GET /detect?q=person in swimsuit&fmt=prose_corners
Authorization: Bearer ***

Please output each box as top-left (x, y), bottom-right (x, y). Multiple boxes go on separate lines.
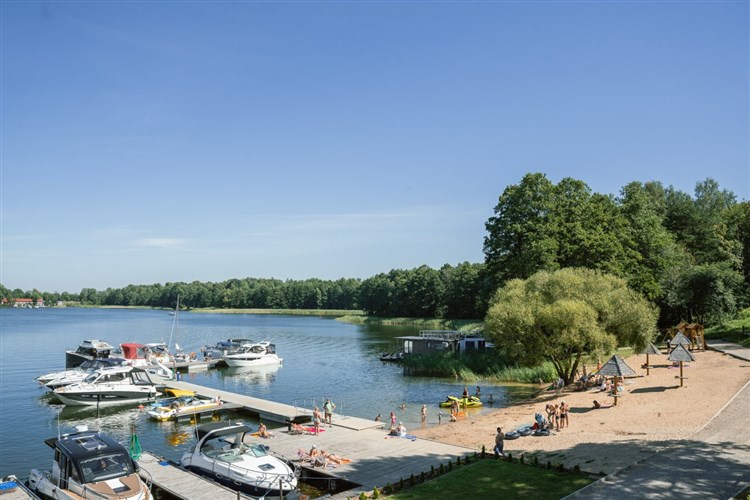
top-left (559, 402), bottom-right (569, 429)
top-left (420, 404), bottom-right (427, 423)
top-left (389, 411), bottom-right (397, 430)
top-left (312, 407), bottom-right (322, 435)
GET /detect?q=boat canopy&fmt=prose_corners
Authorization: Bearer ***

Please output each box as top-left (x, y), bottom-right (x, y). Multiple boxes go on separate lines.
top-left (120, 343), bottom-right (146, 360)
top-left (195, 422), bottom-right (253, 442)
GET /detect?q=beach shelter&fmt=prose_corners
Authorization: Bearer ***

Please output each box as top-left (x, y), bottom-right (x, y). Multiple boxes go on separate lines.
top-left (669, 331), bottom-right (692, 351)
top-left (668, 344), bottom-right (695, 387)
top-left (597, 354), bottom-right (637, 405)
top-left (641, 342), bottom-right (662, 376)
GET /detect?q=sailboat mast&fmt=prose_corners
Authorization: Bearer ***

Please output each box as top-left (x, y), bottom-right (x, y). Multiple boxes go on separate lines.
top-left (168, 295), bottom-right (179, 352)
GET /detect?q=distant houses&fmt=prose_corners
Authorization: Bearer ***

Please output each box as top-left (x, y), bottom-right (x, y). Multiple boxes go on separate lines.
top-left (1, 297), bottom-right (45, 308)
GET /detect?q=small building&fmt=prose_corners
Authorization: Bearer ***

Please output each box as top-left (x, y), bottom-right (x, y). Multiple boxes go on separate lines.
top-left (13, 298), bottom-right (34, 308)
top-left (396, 330), bottom-right (489, 356)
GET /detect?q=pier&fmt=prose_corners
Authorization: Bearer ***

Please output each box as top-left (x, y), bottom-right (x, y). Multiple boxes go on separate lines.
top-left (137, 452), bottom-right (241, 499)
top-left (146, 380), bottom-right (476, 499)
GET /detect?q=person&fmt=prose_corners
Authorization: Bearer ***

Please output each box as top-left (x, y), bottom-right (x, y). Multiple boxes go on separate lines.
top-left (592, 400), bottom-right (612, 409)
top-left (375, 413), bottom-right (382, 422)
top-left (99, 459), bottom-right (110, 471)
top-left (420, 404), bottom-right (427, 423)
top-left (257, 421), bottom-right (272, 438)
top-left (389, 411), bottom-right (397, 430)
top-left (559, 402), bottom-right (569, 429)
top-left (213, 394), bottom-right (222, 404)
top-left (475, 386), bottom-right (481, 398)
top-left (321, 450), bottom-right (351, 465)
top-left (545, 404), bottom-right (556, 428)
top-left (462, 386), bottom-right (469, 398)
top-left (390, 422), bottom-right (407, 436)
top-left (323, 398), bottom-right (336, 427)
top-left (493, 427), bottom-right (505, 458)
top-left (312, 407), bottom-right (322, 435)
top-left (487, 393), bottom-right (494, 404)
top-left (399, 402), bottom-right (406, 410)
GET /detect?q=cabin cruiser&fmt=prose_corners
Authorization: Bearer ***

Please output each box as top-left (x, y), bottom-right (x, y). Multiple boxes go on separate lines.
top-left (223, 341), bottom-right (282, 367)
top-left (65, 339), bottom-right (117, 368)
top-left (37, 358), bottom-right (127, 390)
top-left (180, 422), bottom-right (298, 498)
top-left (27, 425), bottom-right (151, 499)
top-left (53, 366), bottom-right (160, 406)
top-left (200, 338), bottom-right (255, 360)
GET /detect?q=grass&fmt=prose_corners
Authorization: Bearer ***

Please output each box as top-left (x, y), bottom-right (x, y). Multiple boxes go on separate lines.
top-left (337, 316), bottom-right (483, 330)
top-left (388, 459), bottom-right (594, 499)
top-left (705, 309), bottom-right (750, 348)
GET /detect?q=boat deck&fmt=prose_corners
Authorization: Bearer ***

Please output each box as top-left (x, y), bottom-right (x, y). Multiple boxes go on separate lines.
top-left (0, 478), bottom-right (37, 500)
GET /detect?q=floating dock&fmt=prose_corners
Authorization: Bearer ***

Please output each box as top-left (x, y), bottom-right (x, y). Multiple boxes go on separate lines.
top-left (144, 380), bottom-right (476, 499)
top-left (137, 452), bottom-right (241, 499)
top-left (0, 477), bottom-right (37, 500)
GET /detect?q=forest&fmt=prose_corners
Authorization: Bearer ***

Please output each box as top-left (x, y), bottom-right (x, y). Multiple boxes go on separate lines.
top-left (3, 174), bottom-right (748, 328)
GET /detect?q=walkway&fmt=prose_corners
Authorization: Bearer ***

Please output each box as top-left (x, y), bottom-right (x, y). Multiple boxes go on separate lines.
top-left (566, 341), bottom-right (750, 499)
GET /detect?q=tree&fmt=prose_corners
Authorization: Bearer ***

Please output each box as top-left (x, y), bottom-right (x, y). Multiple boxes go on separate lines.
top-left (485, 268), bottom-right (658, 384)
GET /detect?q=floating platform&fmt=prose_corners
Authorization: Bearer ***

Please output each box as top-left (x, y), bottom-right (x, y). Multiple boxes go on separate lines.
top-left (0, 477), bottom-right (37, 500)
top-left (137, 452), bottom-right (240, 499)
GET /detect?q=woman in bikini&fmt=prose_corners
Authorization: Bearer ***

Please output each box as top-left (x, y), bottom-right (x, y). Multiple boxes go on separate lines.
top-left (312, 407), bottom-right (322, 435)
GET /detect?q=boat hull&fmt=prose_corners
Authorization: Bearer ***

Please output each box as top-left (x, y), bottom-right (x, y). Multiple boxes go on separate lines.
top-left (55, 388), bottom-right (159, 406)
top-left (223, 355), bottom-right (282, 368)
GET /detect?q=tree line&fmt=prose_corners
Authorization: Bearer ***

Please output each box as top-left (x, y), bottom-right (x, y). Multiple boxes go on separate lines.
top-left (3, 174), bottom-right (748, 327)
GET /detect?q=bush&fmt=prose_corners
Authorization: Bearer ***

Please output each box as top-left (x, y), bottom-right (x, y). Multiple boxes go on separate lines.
top-left (372, 486), bottom-right (380, 498)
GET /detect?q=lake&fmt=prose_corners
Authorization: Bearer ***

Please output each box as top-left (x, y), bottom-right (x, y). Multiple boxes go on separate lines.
top-left (0, 307), bottom-right (536, 478)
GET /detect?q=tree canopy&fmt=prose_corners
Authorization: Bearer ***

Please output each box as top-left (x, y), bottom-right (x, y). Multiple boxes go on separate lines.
top-left (484, 268), bottom-right (658, 384)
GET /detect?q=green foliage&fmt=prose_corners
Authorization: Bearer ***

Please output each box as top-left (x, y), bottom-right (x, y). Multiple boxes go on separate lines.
top-left (372, 486), bottom-right (380, 498)
top-left (663, 262), bottom-right (745, 325)
top-left (359, 492), bottom-right (367, 500)
top-left (485, 268), bottom-right (658, 383)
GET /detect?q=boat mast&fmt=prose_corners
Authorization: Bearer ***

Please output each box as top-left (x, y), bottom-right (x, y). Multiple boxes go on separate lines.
top-left (168, 295), bottom-right (179, 352)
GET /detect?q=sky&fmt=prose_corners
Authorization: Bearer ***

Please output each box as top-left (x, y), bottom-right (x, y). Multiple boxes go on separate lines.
top-left (1, 1), bottom-right (748, 293)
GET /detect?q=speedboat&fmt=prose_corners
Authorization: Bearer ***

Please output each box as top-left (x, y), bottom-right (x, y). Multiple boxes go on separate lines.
top-left (65, 339), bottom-right (117, 368)
top-left (37, 358), bottom-right (127, 390)
top-left (146, 394), bottom-right (222, 421)
top-left (439, 395), bottom-right (483, 408)
top-left (223, 341), bottom-right (283, 367)
top-left (27, 425), bottom-right (151, 499)
top-left (53, 366), bottom-right (161, 406)
top-left (180, 422), bottom-right (298, 498)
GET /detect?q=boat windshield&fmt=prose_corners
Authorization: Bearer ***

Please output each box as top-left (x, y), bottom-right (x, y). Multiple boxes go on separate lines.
top-left (79, 452), bottom-right (133, 483)
top-left (82, 372), bottom-right (101, 383)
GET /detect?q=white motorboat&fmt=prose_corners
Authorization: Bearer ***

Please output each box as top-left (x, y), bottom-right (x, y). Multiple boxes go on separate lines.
top-left (180, 422), bottom-right (298, 498)
top-left (27, 425), bottom-right (151, 500)
top-left (53, 366), bottom-right (160, 406)
top-left (223, 341), bottom-right (283, 367)
top-left (37, 358), bottom-right (127, 390)
top-left (146, 394), bottom-right (222, 421)
top-left (201, 338), bottom-right (256, 360)
top-left (65, 339), bottom-right (117, 368)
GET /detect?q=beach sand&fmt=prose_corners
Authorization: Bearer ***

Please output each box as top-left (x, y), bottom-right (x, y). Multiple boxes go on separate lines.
top-left (410, 350), bottom-right (750, 474)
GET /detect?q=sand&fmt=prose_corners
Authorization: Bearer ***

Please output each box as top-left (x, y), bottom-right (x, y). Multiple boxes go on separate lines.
top-left (410, 350), bottom-right (750, 474)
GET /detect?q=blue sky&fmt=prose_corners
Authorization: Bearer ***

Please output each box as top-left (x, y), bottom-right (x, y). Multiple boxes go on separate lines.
top-left (2, 1), bottom-right (748, 293)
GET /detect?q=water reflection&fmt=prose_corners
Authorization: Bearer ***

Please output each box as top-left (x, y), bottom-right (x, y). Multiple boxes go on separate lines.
top-left (222, 364), bottom-right (280, 385)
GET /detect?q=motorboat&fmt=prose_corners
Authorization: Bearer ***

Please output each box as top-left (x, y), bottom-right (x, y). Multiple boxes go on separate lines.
top-left (37, 358), bottom-right (127, 390)
top-left (146, 394), bottom-right (222, 421)
top-left (65, 339), bottom-right (117, 368)
top-left (53, 366), bottom-right (161, 406)
top-left (223, 341), bottom-right (282, 367)
top-left (180, 422), bottom-right (298, 498)
top-left (27, 425), bottom-right (151, 499)
top-left (201, 338), bottom-right (255, 360)
top-left (439, 395), bottom-right (483, 408)
top-left (120, 342), bottom-right (174, 367)
top-left (379, 352), bottom-right (404, 362)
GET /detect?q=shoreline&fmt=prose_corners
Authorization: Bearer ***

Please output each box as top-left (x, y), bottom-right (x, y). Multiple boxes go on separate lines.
top-left (411, 349), bottom-right (750, 475)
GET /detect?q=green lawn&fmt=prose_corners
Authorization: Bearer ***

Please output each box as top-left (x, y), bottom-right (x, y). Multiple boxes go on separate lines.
top-left (388, 459), bottom-right (594, 499)
top-left (706, 312), bottom-right (750, 348)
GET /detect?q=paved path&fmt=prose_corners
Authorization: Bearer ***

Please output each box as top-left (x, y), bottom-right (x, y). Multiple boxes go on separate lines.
top-left (566, 341), bottom-right (750, 499)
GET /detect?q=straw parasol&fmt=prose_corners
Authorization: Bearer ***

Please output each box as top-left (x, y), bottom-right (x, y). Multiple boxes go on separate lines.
top-left (597, 354), bottom-right (637, 405)
top-left (669, 331), bottom-right (692, 350)
top-left (641, 342), bottom-right (662, 376)
top-left (668, 343), bottom-right (695, 387)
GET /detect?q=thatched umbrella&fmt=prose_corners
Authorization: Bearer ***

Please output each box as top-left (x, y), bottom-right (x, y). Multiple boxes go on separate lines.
top-left (668, 343), bottom-right (695, 387)
top-left (598, 354), bottom-right (637, 405)
top-left (641, 342), bottom-right (662, 376)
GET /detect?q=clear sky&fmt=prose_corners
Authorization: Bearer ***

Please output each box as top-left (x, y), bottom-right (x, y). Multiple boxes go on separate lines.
top-left (2, 1), bottom-right (748, 293)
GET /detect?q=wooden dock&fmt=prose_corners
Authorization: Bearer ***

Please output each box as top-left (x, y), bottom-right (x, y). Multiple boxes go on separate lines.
top-left (136, 452), bottom-right (243, 499)
top-left (144, 379), bottom-right (476, 499)
top-left (0, 478), bottom-right (37, 500)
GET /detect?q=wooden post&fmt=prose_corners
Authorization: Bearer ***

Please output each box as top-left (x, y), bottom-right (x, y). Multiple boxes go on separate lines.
top-left (680, 361), bottom-right (684, 387)
top-left (613, 377), bottom-right (619, 406)
top-left (646, 353), bottom-right (650, 376)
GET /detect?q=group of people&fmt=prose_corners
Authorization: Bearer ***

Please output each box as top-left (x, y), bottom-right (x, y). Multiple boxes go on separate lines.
top-left (544, 402), bottom-right (570, 431)
top-left (311, 398), bottom-right (336, 435)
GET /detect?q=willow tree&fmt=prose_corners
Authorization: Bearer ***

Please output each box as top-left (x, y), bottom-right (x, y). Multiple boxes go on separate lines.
top-left (485, 268), bottom-right (657, 384)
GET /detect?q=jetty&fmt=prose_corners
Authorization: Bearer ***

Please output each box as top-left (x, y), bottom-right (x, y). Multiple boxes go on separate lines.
top-left (137, 452), bottom-right (240, 499)
top-left (0, 477), bottom-right (36, 500)
top-left (146, 380), bottom-right (476, 499)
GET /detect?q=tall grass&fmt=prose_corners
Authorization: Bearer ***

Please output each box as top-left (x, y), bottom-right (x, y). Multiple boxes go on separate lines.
top-left (337, 316), bottom-right (483, 330)
top-left (403, 351), bottom-right (556, 384)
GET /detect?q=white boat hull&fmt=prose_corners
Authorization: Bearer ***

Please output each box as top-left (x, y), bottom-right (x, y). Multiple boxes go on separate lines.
top-left (54, 386), bottom-right (160, 406)
top-left (223, 354), bottom-right (282, 367)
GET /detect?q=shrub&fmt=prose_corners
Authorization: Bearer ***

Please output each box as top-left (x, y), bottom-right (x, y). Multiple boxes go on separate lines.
top-left (372, 486), bottom-right (380, 498)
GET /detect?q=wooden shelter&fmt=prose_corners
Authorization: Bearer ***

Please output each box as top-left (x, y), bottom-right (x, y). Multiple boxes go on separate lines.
top-left (667, 321), bottom-right (706, 350)
top-left (598, 354), bottom-right (637, 405)
top-left (668, 344), bottom-right (695, 387)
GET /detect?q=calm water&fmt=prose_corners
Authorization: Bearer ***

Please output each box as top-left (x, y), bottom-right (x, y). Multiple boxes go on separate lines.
top-left (0, 308), bottom-right (536, 478)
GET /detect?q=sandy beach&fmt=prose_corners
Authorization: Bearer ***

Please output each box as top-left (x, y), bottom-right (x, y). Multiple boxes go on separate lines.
top-left (411, 349), bottom-right (750, 474)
